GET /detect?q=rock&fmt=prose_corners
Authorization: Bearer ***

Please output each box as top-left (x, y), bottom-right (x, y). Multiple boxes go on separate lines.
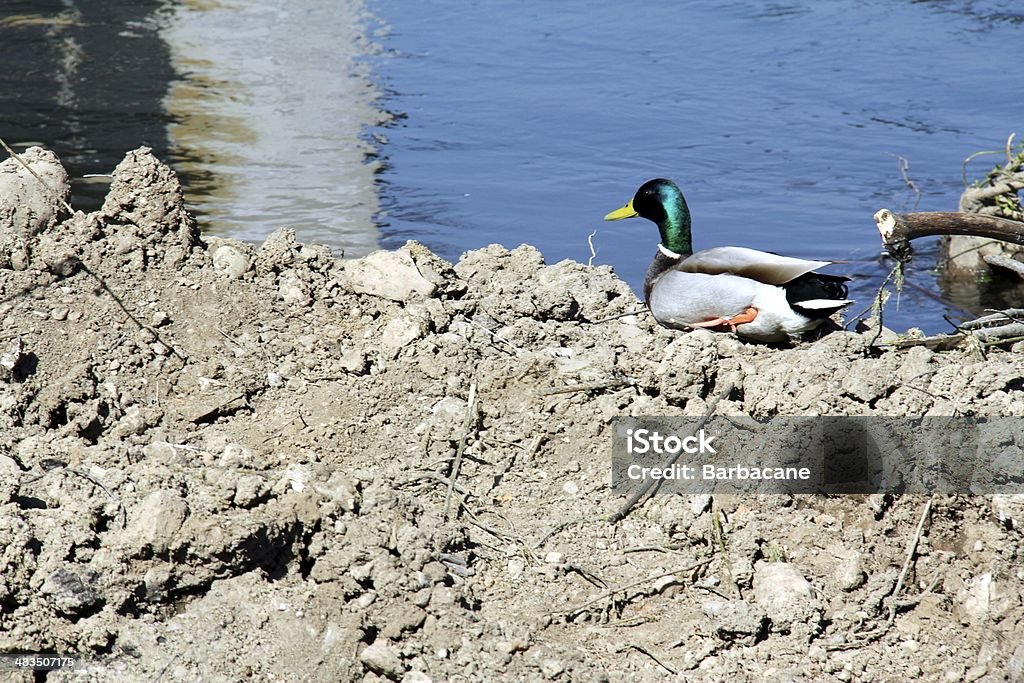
top-left (833, 550), bottom-right (866, 592)
top-left (0, 337), bottom-right (25, 382)
top-left (313, 472), bottom-right (360, 513)
top-left (360, 642), bottom-right (405, 680)
top-left (41, 566), bottom-right (103, 616)
top-left (212, 243), bottom-right (252, 279)
top-left (0, 146), bottom-right (70, 270)
top-left (702, 598), bottom-right (768, 643)
top-left (143, 563), bottom-right (173, 599)
top-left (960, 572), bottom-right (1014, 621)
top-left (122, 490), bottom-right (189, 555)
top-left (0, 455), bottom-right (19, 503)
top-left (656, 331), bottom-right (718, 404)
top-left (337, 348), bottom-right (368, 374)
top-left (945, 235), bottom-right (1024, 274)
top-left (753, 561), bottom-right (819, 636)
top-left (539, 658), bottom-right (565, 679)
top-left (689, 493), bottom-right (713, 515)
top-left (379, 309), bottom-right (430, 358)
top-left (233, 475), bottom-right (268, 508)
top-left (842, 358), bottom-right (893, 402)
top-left (342, 248), bottom-right (437, 302)
top-left (991, 494), bottom-right (1024, 529)
top-left (379, 604), bottom-right (427, 639)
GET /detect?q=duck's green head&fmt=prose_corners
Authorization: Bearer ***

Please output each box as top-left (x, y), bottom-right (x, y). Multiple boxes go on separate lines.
top-left (604, 178), bottom-right (693, 255)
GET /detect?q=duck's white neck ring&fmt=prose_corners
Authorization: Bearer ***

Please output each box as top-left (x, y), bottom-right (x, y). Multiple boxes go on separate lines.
top-left (658, 243), bottom-right (682, 260)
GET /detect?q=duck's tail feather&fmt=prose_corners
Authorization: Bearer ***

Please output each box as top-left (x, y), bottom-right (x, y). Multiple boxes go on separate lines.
top-left (784, 273), bottom-right (852, 318)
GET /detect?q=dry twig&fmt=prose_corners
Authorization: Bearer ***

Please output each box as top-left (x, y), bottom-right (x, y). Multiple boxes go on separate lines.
top-left (552, 557), bottom-right (713, 618)
top-left (444, 382), bottom-right (477, 521)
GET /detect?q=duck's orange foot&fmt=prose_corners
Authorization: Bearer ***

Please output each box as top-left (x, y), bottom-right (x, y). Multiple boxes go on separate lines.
top-left (691, 306), bottom-right (759, 333)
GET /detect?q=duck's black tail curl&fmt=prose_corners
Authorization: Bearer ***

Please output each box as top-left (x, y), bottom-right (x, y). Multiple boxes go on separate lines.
top-left (784, 273), bottom-right (851, 318)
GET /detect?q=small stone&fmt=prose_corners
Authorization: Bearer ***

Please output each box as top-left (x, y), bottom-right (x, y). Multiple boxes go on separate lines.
top-left (50, 306), bottom-right (69, 321)
top-left (960, 572), bottom-right (1012, 620)
top-left (0, 338), bottom-right (24, 381)
top-left (689, 493), bottom-right (713, 515)
top-left (122, 490), bottom-right (189, 554)
top-left (0, 455), bottom-right (20, 502)
top-left (342, 249), bottom-right (437, 302)
top-left (360, 642), bottom-right (404, 680)
top-left (544, 551), bottom-right (563, 565)
top-left (41, 566), bottom-right (103, 616)
top-left (313, 472), bottom-right (360, 513)
top-left (143, 564), bottom-right (172, 598)
top-left (753, 561), bottom-right (819, 632)
top-left (562, 480), bottom-right (579, 495)
top-left (152, 342), bottom-right (170, 356)
top-left (152, 310), bottom-right (170, 327)
top-left (380, 605), bottom-right (427, 640)
top-left (834, 552), bottom-right (866, 592)
top-left (701, 598), bottom-right (768, 642)
top-left (540, 658), bottom-right (565, 679)
top-left (267, 371), bottom-right (283, 387)
top-left (212, 244), bottom-right (251, 279)
top-left (991, 493), bottom-right (1024, 528)
top-left (220, 442), bottom-right (254, 468)
top-left (380, 311), bottom-right (428, 358)
top-left (338, 348), bottom-right (368, 374)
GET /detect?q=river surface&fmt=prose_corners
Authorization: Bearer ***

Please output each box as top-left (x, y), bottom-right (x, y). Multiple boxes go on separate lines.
top-left (2, 0), bottom-right (1023, 333)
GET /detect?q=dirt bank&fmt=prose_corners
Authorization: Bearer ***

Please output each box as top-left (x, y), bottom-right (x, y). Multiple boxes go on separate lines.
top-left (1, 148), bottom-right (1023, 682)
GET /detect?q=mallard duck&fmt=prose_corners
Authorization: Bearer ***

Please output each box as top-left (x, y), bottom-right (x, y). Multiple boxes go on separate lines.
top-left (605, 178), bottom-right (851, 342)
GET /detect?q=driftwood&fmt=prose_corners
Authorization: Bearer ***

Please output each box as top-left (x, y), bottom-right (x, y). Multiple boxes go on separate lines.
top-left (873, 308), bottom-right (1024, 350)
top-left (983, 254), bottom-right (1024, 279)
top-left (874, 209), bottom-right (1024, 261)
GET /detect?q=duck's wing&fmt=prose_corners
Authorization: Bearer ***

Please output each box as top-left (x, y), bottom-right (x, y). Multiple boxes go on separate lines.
top-left (677, 246), bottom-right (832, 285)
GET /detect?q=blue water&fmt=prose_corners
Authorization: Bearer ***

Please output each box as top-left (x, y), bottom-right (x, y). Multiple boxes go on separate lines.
top-left (370, 0), bottom-right (1024, 334)
top-left (3, 0), bottom-right (1022, 334)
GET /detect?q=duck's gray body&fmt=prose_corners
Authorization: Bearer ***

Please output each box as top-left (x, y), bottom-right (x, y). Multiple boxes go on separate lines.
top-left (645, 246), bottom-right (851, 342)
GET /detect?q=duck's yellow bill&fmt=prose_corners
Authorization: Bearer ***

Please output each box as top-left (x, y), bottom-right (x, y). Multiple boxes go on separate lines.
top-left (604, 200), bottom-right (637, 221)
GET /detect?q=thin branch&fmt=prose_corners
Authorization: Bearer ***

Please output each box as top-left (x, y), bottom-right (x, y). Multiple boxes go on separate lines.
top-left (888, 499), bottom-right (933, 624)
top-left (896, 155), bottom-right (921, 210)
top-left (444, 382), bottom-right (477, 521)
top-left (551, 557), bottom-right (713, 617)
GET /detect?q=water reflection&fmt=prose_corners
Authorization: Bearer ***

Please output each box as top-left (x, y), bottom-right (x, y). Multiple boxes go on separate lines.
top-left (161, 0), bottom-right (385, 257)
top-left (0, 0), bottom-right (174, 209)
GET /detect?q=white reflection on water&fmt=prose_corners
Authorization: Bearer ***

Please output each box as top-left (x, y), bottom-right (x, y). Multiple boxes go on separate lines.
top-left (161, 0), bottom-right (387, 258)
